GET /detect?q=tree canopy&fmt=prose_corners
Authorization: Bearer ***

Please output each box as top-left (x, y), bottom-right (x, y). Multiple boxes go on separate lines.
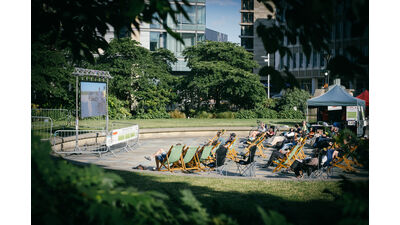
top-left (95, 38), bottom-right (176, 118)
top-left (182, 41), bottom-right (267, 111)
top-left (32, 0), bottom-right (191, 63)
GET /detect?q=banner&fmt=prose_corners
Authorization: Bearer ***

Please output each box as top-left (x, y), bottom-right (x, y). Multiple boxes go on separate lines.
top-left (106, 125), bottom-right (139, 147)
top-left (328, 106), bottom-right (342, 111)
top-left (81, 82), bottom-right (107, 118)
top-left (346, 106), bottom-right (358, 121)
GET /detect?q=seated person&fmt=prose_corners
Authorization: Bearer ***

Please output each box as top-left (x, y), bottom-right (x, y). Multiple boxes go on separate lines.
top-left (308, 127), bottom-right (315, 138)
top-left (248, 122), bottom-right (266, 141)
top-left (207, 133), bottom-right (236, 168)
top-left (265, 128), bottom-right (275, 138)
top-left (208, 131), bottom-right (225, 146)
top-left (262, 136), bottom-right (298, 168)
top-left (295, 124), bottom-right (302, 134)
top-left (301, 120), bottom-right (309, 134)
top-left (144, 143), bottom-right (183, 169)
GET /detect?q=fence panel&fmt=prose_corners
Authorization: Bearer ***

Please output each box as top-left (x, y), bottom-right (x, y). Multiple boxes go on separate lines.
top-left (31, 116), bottom-right (53, 140)
top-left (32, 109), bottom-right (72, 129)
top-left (52, 130), bottom-right (108, 156)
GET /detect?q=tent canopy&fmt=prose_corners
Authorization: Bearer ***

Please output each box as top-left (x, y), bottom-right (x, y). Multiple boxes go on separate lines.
top-left (356, 90), bottom-right (369, 107)
top-left (307, 85), bottom-right (366, 107)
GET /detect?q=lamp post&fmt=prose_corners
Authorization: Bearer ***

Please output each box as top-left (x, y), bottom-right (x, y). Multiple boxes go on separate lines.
top-left (261, 54), bottom-right (270, 98)
top-left (322, 53), bottom-right (331, 86)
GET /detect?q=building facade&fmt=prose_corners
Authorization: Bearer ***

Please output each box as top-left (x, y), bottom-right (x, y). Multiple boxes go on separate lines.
top-left (116, 0), bottom-right (207, 73)
top-left (205, 28), bottom-right (228, 42)
top-left (240, 0), bottom-right (368, 95)
top-left (240, 0), bottom-right (276, 80)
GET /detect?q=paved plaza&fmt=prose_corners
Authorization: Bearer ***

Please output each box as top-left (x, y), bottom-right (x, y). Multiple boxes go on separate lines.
top-left (61, 130), bottom-right (369, 181)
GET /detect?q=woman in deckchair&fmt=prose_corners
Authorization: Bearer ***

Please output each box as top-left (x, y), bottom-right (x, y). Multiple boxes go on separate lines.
top-left (248, 122), bottom-right (266, 141)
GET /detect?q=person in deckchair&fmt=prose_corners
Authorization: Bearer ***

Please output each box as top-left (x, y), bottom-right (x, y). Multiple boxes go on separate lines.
top-left (262, 136), bottom-right (299, 169)
top-left (209, 131), bottom-right (225, 146)
top-left (144, 143), bottom-right (183, 169)
top-left (265, 128), bottom-right (275, 138)
top-left (207, 133), bottom-right (236, 168)
top-left (248, 122), bottom-right (266, 141)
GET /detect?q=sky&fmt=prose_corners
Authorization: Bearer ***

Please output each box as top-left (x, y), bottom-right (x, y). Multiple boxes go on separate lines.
top-left (206, 0), bottom-right (241, 44)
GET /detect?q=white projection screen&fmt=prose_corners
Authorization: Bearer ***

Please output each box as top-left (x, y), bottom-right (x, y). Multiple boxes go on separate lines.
top-left (80, 82), bottom-right (107, 118)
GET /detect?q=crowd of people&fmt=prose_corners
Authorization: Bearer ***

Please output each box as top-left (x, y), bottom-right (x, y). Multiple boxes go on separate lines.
top-left (140, 120), bottom-right (362, 178)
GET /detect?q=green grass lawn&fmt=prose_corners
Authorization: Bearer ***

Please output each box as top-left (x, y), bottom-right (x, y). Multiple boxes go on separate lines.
top-left (111, 170), bottom-right (342, 225)
top-left (68, 118), bottom-right (303, 129)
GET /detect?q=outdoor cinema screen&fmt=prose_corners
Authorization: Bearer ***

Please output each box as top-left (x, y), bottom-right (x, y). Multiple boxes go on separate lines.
top-left (80, 82), bottom-right (107, 118)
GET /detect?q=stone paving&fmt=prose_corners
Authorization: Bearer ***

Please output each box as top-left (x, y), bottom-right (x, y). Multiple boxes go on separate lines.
top-left (62, 132), bottom-right (369, 181)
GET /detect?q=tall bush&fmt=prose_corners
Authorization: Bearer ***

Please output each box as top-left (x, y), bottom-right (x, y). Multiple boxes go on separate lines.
top-left (278, 88), bottom-right (310, 113)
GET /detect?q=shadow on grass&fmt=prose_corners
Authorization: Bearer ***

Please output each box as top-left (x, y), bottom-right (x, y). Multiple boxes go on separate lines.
top-left (110, 169), bottom-right (342, 225)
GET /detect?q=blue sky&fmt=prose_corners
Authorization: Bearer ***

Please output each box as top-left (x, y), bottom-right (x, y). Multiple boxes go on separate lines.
top-left (206, 0), bottom-right (241, 44)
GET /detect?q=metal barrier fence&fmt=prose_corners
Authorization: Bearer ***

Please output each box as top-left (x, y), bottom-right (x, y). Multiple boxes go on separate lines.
top-left (109, 122), bottom-right (140, 153)
top-left (32, 116), bottom-right (53, 140)
top-left (51, 130), bottom-right (108, 156)
top-left (32, 108), bottom-right (72, 128)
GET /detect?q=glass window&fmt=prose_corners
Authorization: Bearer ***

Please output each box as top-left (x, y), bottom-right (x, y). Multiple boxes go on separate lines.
top-left (150, 14), bottom-right (160, 29)
top-left (286, 55), bottom-right (290, 68)
top-left (299, 52), bottom-right (303, 68)
top-left (293, 53), bottom-right (297, 68)
top-left (197, 33), bottom-right (205, 43)
top-left (182, 5), bottom-right (196, 24)
top-left (320, 53), bottom-right (325, 67)
top-left (313, 52), bottom-right (318, 68)
top-left (306, 54), bottom-right (311, 68)
top-left (242, 0), bottom-right (254, 10)
top-left (241, 38), bottom-right (253, 49)
top-left (150, 32), bottom-right (166, 51)
top-left (242, 12), bottom-right (254, 23)
top-left (279, 56), bottom-right (283, 70)
top-left (241, 25), bottom-right (253, 36)
top-left (197, 5), bottom-right (206, 25)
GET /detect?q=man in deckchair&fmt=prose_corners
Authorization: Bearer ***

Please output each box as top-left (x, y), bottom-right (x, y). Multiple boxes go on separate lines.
top-left (144, 143), bottom-right (183, 169)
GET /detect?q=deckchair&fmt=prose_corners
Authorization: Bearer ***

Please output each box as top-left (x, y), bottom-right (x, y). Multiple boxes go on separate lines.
top-left (195, 145), bottom-right (214, 171)
top-left (157, 145), bottom-right (185, 172)
top-left (182, 146), bottom-right (201, 171)
top-left (243, 133), bottom-right (267, 158)
top-left (206, 129), bottom-right (226, 146)
top-left (235, 145), bottom-right (257, 177)
top-left (272, 139), bottom-right (307, 173)
top-left (225, 138), bottom-right (239, 160)
top-left (331, 145), bottom-right (362, 172)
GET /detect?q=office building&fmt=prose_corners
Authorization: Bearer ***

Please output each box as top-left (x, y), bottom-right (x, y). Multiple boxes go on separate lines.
top-left (240, 0), bottom-right (276, 80)
top-left (240, 0), bottom-right (368, 95)
top-left (132, 0), bottom-right (206, 73)
top-left (205, 28), bottom-right (228, 42)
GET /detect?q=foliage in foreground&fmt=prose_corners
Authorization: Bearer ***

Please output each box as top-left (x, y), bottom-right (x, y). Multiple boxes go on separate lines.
top-left (32, 135), bottom-right (292, 225)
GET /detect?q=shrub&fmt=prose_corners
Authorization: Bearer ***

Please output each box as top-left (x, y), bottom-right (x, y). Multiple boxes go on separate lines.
top-left (215, 111), bottom-right (235, 119)
top-left (235, 109), bottom-right (257, 119)
top-left (278, 88), bottom-right (310, 113)
top-left (108, 95), bottom-right (132, 119)
top-left (169, 109), bottom-right (186, 118)
top-left (135, 109), bottom-right (170, 119)
top-left (277, 109), bottom-right (305, 119)
top-left (195, 111), bottom-right (215, 119)
top-left (255, 107), bottom-right (278, 119)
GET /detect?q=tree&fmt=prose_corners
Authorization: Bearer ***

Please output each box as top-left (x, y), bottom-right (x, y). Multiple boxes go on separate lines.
top-left (31, 43), bottom-right (74, 108)
top-left (182, 41), bottom-right (266, 111)
top-left (32, 0), bottom-right (191, 63)
top-left (277, 87), bottom-right (310, 113)
top-left (95, 38), bottom-right (176, 117)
